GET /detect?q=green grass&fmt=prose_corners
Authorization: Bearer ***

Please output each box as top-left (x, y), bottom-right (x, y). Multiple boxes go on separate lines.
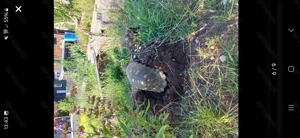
top-left (101, 47), bottom-right (132, 106)
top-left (173, 0), bottom-right (239, 137)
top-left (176, 97), bottom-right (238, 138)
top-left (60, 0), bottom-right (239, 137)
top-left (74, 29), bottom-right (89, 52)
top-left (63, 46), bottom-right (130, 106)
top-left (71, 0), bottom-right (94, 26)
top-left (113, 0), bottom-right (237, 137)
top-left (113, 0), bottom-right (202, 45)
top-left (176, 35), bottom-right (239, 137)
top-left (57, 96), bottom-right (77, 113)
top-left (66, 46), bottom-right (131, 138)
top-left (72, 0), bottom-right (94, 52)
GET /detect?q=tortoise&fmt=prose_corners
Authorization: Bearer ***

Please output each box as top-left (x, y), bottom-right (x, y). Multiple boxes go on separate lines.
top-left (126, 62), bottom-right (167, 92)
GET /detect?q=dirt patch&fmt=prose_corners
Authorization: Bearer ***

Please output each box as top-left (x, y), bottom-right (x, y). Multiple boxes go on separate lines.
top-left (126, 40), bottom-right (190, 126)
top-left (96, 53), bottom-right (108, 73)
top-left (129, 40), bottom-right (189, 107)
top-left (124, 11), bottom-right (238, 126)
top-left (70, 85), bottom-right (78, 96)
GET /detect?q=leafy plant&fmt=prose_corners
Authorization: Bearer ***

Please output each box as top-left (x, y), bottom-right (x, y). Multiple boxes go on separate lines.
top-left (66, 43), bottom-right (86, 60)
top-left (57, 96), bottom-right (76, 113)
top-left (118, 0), bottom-right (199, 44)
top-left (118, 100), bottom-right (175, 138)
top-left (106, 46), bottom-right (129, 67)
top-left (62, 56), bottom-right (96, 91)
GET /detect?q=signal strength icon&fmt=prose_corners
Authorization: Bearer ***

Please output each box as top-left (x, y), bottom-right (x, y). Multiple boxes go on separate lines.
top-left (4, 8), bottom-right (8, 11)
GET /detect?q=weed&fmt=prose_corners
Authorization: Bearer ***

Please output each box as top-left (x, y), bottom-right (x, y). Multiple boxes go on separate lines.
top-left (176, 96), bottom-right (238, 138)
top-left (57, 96), bottom-right (76, 113)
top-left (178, 23), bottom-right (238, 138)
top-left (117, 100), bottom-right (176, 138)
top-left (174, 0), bottom-right (239, 136)
top-left (115, 0), bottom-right (201, 44)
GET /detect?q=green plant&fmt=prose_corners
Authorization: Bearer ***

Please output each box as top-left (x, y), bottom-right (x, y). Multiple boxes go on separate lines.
top-left (54, 60), bottom-right (61, 66)
top-left (54, 1), bottom-right (79, 23)
top-left (103, 63), bottom-right (124, 82)
top-left (65, 43), bottom-right (86, 60)
top-left (57, 96), bottom-right (76, 112)
top-left (176, 96), bottom-right (238, 138)
top-left (63, 57), bottom-right (96, 85)
top-left (117, 0), bottom-right (200, 44)
top-left (100, 47), bottom-right (132, 105)
top-left (106, 46), bottom-right (130, 67)
top-left (76, 95), bottom-right (121, 138)
top-left (75, 29), bottom-right (90, 48)
top-left (55, 0), bottom-right (95, 52)
top-left (58, 0), bottom-right (239, 137)
top-left (117, 100), bottom-right (175, 138)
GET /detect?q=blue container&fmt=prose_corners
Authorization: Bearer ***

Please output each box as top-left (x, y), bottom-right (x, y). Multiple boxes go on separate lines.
top-left (64, 32), bottom-right (79, 43)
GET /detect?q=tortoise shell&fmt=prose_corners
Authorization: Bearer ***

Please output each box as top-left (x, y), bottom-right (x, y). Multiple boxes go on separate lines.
top-left (126, 63), bottom-right (167, 92)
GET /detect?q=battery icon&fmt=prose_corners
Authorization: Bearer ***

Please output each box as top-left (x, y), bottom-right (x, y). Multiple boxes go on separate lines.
top-left (3, 29), bottom-right (8, 34)
top-left (4, 111), bottom-right (9, 115)
top-left (4, 8), bottom-right (8, 11)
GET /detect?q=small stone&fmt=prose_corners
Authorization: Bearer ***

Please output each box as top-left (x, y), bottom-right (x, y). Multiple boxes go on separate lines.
top-left (133, 55), bottom-right (136, 59)
top-left (200, 27), bottom-right (205, 31)
top-left (220, 55), bottom-right (227, 62)
top-left (210, 56), bottom-right (215, 60)
top-left (139, 46), bottom-right (141, 49)
top-left (210, 46), bottom-right (214, 50)
top-left (235, 16), bottom-right (238, 20)
top-left (199, 24), bottom-right (207, 31)
top-left (134, 49), bottom-right (137, 52)
top-left (221, 34), bottom-right (224, 37)
top-left (195, 39), bottom-right (199, 43)
top-left (184, 90), bottom-right (189, 95)
top-left (172, 59), bottom-right (175, 61)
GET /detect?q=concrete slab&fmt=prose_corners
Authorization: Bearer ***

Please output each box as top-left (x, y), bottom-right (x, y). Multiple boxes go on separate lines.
top-left (86, 0), bottom-right (114, 64)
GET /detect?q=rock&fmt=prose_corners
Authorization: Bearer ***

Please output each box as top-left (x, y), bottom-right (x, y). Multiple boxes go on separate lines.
top-left (220, 55), bottom-right (227, 62)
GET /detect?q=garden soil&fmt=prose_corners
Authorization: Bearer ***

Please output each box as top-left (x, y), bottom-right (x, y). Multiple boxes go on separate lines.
top-left (123, 12), bottom-right (238, 126)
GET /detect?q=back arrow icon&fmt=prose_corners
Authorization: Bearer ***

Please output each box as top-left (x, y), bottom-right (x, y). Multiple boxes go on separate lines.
top-left (288, 28), bottom-right (294, 32)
